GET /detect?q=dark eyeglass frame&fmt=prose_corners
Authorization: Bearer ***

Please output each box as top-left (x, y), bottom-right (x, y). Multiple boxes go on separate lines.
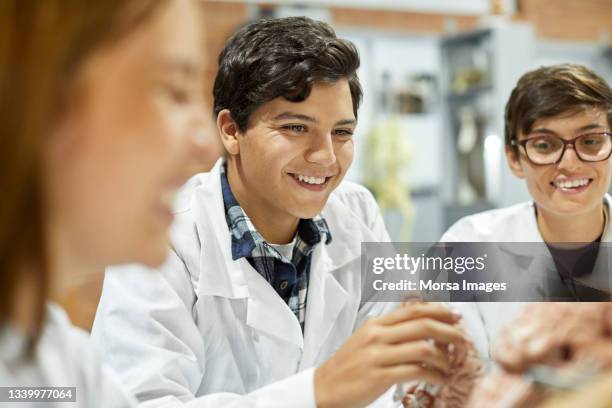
top-left (510, 131), bottom-right (612, 165)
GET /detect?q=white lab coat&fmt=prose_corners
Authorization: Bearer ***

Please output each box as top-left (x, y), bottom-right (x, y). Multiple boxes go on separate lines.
top-left (440, 195), bottom-right (612, 359)
top-left (91, 160), bottom-right (393, 407)
top-left (0, 304), bottom-right (136, 408)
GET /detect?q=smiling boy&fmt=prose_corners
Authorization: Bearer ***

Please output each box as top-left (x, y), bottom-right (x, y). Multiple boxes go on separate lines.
top-left (92, 17), bottom-right (465, 408)
top-left (442, 64), bottom-right (612, 356)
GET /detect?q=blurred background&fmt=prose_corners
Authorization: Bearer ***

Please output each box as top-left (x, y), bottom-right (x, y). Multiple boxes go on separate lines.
top-left (63, 0), bottom-right (612, 330)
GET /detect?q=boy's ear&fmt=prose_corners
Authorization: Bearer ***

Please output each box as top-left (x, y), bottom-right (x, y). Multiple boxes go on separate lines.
top-left (217, 109), bottom-right (240, 156)
top-left (505, 144), bottom-right (525, 179)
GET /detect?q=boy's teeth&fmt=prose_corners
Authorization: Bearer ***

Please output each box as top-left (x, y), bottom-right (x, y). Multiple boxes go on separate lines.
top-left (295, 174), bottom-right (326, 185)
top-left (555, 178), bottom-right (589, 189)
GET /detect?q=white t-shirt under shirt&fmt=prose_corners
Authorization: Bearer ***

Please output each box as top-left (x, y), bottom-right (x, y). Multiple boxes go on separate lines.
top-left (0, 304), bottom-right (135, 408)
top-left (268, 236), bottom-right (297, 262)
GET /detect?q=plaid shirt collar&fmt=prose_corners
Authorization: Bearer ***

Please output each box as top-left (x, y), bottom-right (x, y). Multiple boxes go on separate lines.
top-left (220, 162), bottom-right (332, 263)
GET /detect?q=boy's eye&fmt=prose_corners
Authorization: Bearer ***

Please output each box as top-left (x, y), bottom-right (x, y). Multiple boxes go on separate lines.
top-left (334, 129), bottom-right (354, 137)
top-left (528, 136), bottom-right (560, 152)
top-left (582, 137), bottom-right (602, 146)
top-left (282, 124), bottom-right (307, 133)
top-left (534, 141), bottom-right (551, 150)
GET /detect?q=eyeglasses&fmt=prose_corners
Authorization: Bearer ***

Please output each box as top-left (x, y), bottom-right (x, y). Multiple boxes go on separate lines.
top-left (510, 132), bottom-right (612, 165)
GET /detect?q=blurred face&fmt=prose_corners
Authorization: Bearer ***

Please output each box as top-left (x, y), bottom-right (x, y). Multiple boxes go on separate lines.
top-left (226, 79), bottom-right (356, 226)
top-left (45, 0), bottom-right (207, 268)
top-left (506, 107), bottom-right (612, 218)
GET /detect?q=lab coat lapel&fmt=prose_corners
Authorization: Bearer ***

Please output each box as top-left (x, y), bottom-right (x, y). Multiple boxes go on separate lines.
top-left (300, 241), bottom-right (350, 368)
top-left (526, 254), bottom-right (564, 300)
top-left (572, 198), bottom-right (612, 298)
top-left (498, 240), bottom-right (571, 301)
top-left (574, 250), bottom-right (612, 299)
top-left (242, 258), bottom-right (304, 349)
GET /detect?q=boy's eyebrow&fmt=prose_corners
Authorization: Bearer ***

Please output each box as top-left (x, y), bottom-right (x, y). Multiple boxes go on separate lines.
top-left (530, 123), bottom-right (605, 135)
top-left (273, 112), bottom-right (317, 123)
top-left (273, 112), bottom-right (357, 126)
top-left (336, 119), bottom-right (357, 126)
top-left (577, 123), bottom-right (606, 132)
top-left (529, 128), bottom-right (557, 135)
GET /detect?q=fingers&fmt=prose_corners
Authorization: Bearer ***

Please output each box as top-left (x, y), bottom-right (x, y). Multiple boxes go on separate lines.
top-left (378, 302), bottom-right (461, 326)
top-left (577, 339), bottom-right (612, 364)
top-left (383, 317), bottom-right (466, 346)
top-left (377, 340), bottom-right (451, 374)
top-left (493, 329), bottom-right (557, 372)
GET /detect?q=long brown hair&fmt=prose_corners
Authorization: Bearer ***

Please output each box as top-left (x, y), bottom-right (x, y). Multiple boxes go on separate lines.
top-left (0, 0), bottom-right (164, 340)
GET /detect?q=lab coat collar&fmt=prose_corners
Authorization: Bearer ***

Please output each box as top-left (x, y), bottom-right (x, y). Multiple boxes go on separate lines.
top-left (319, 198), bottom-right (364, 271)
top-left (190, 158), bottom-right (352, 349)
top-left (192, 159), bottom-right (248, 300)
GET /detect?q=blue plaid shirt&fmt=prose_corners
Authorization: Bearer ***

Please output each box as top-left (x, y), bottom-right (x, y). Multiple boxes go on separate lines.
top-left (220, 163), bottom-right (332, 331)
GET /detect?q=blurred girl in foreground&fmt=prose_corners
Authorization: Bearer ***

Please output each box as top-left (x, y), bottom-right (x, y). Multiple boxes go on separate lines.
top-left (0, 1), bottom-right (207, 406)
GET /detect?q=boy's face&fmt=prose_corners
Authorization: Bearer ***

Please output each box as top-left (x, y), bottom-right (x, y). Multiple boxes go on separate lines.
top-left (228, 79), bottom-right (356, 222)
top-left (506, 107), bottom-right (611, 217)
